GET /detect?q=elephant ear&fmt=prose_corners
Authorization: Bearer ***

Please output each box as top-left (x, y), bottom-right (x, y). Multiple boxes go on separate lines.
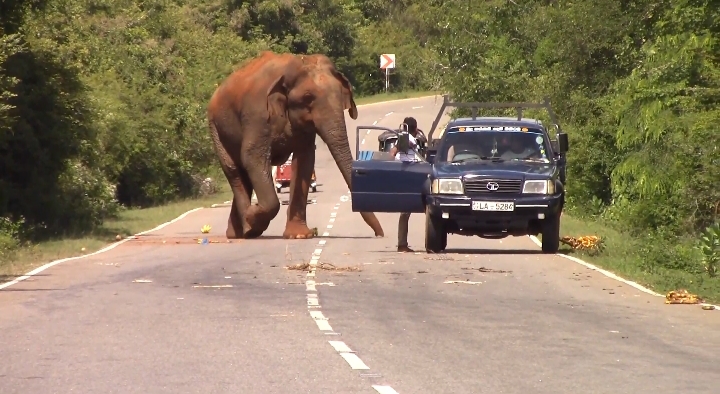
top-left (332, 70), bottom-right (358, 120)
top-left (266, 75), bottom-right (288, 122)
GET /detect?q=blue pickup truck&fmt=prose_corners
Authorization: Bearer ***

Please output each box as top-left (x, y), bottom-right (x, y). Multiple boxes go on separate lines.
top-left (351, 95), bottom-right (569, 253)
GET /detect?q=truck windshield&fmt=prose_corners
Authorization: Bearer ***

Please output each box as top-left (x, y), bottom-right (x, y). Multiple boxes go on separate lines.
top-left (436, 127), bottom-right (552, 163)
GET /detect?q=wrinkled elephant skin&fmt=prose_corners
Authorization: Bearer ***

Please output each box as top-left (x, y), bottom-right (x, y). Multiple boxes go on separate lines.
top-left (207, 51), bottom-right (384, 240)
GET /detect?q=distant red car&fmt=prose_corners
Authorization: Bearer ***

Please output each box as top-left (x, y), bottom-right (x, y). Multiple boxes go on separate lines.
top-left (274, 154), bottom-right (317, 193)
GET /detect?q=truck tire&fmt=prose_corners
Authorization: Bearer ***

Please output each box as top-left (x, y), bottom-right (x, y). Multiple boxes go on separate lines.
top-left (541, 211), bottom-right (561, 253)
top-left (425, 207), bottom-right (447, 253)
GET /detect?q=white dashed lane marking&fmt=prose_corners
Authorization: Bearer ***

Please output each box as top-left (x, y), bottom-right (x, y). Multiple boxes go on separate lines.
top-left (304, 192), bottom-right (399, 392)
top-left (328, 340), bottom-right (353, 353)
top-left (373, 385), bottom-right (400, 394)
top-left (340, 353), bottom-right (370, 370)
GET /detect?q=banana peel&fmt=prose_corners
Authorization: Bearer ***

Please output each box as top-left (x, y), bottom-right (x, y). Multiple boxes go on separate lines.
top-left (201, 224), bottom-right (211, 234)
top-left (665, 289), bottom-right (701, 304)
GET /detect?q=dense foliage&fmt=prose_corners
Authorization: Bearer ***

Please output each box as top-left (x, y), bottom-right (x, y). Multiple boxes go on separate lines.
top-left (0, 0), bottom-right (436, 253)
top-left (425, 0), bottom-right (719, 280)
top-left (2, 0), bottom-right (719, 286)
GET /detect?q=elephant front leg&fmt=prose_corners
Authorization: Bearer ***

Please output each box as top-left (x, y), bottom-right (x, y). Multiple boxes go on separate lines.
top-left (284, 146), bottom-right (315, 239)
top-left (242, 149), bottom-right (281, 238)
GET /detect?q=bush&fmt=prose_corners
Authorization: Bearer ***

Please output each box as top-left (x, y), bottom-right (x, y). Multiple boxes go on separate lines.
top-left (51, 161), bottom-right (121, 235)
top-left (0, 216), bottom-right (23, 262)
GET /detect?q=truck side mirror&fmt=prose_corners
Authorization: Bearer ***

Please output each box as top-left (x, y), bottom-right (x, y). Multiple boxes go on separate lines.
top-left (426, 150), bottom-right (437, 164)
top-left (558, 133), bottom-right (569, 153)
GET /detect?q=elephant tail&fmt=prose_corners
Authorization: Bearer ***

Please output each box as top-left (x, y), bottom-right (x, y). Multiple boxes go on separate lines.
top-left (208, 117), bottom-right (236, 171)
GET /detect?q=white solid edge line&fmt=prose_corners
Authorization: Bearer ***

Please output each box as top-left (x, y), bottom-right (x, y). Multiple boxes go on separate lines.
top-left (0, 94), bottom-right (439, 291)
top-left (0, 207), bottom-right (205, 290)
top-left (373, 385), bottom-right (400, 394)
top-left (528, 235), bottom-right (720, 311)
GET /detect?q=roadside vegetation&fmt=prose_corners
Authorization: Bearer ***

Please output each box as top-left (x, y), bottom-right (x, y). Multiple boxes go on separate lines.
top-left (425, 0), bottom-right (720, 302)
top-left (2, 0), bottom-right (720, 302)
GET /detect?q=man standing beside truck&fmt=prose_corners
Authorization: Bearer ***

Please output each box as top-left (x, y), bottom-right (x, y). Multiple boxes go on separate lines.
top-left (389, 116), bottom-right (421, 252)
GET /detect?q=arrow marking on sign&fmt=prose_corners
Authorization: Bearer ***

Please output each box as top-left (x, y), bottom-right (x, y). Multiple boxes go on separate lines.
top-left (380, 54), bottom-right (394, 69)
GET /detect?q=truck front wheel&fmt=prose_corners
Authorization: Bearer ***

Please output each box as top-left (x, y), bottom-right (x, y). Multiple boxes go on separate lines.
top-left (541, 211), bottom-right (561, 253)
top-left (425, 207), bottom-right (447, 253)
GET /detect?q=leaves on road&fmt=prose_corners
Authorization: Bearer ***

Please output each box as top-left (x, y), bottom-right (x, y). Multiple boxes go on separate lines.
top-left (285, 262), bottom-right (361, 272)
top-left (462, 267), bottom-right (512, 274)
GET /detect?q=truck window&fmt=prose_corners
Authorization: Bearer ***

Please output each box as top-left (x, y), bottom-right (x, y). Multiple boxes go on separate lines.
top-left (438, 127), bottom-right (551, 163)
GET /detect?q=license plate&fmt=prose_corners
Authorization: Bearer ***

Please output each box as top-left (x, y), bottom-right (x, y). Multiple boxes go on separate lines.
top-left (472, 201), bottom-right (515, 211)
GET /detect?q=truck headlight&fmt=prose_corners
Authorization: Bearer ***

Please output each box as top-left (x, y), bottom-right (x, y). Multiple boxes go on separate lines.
top-left (431, 178), bottom-right (464, 194)
top-left (522, 180), bottom-right (555, 194)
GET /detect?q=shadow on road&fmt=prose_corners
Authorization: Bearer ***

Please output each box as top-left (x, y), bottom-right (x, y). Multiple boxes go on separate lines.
top-left (437, 248), bottom-right (545, 255)
top-left (252, 235), bottom-right (375, 240)
top-left (1, 274), bottom-right (51, 283)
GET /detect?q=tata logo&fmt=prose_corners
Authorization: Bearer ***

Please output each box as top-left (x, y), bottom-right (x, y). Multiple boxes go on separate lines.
top-left (486, 182), bottom-right (500, 191)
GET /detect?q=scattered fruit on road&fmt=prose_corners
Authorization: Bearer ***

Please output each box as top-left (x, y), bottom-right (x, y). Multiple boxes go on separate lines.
top-left (561, 235), bottom-right (604, 253)
top-left (665, 289), bottom-right (700, 304)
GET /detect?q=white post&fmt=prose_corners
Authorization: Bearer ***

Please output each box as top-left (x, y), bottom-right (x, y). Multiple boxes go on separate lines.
top-left (385, 68), bottom-right (389, 93)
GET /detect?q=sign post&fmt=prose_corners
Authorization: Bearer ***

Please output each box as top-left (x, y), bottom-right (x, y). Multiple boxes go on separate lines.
top-left (380, 54), bottom-right (395, 93)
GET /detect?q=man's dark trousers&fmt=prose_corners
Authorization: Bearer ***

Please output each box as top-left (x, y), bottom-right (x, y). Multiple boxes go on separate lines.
top-left (398, 212), bottom-right (411, 248)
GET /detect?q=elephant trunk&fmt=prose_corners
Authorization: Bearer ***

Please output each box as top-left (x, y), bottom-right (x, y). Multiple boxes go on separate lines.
top-left (317, 114), bottom-right (385, 238)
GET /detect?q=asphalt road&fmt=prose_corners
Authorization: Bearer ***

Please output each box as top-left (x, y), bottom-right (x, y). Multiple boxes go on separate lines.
top-left (2, 96), bottom-right (720, 394)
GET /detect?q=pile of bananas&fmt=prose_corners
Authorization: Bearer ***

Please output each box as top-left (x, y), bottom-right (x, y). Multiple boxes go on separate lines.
top-left (665, 289), bottom-right (701, 304)
top-left (560, 235), bottom-right (604, 254)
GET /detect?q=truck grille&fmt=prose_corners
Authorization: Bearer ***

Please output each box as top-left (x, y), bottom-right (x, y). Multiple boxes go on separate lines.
top-left (464, 178), bottom-right (522, 194)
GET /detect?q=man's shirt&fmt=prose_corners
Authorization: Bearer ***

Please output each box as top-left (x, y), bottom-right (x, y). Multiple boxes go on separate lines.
top-left (395, 133), bottom-right (420, 162)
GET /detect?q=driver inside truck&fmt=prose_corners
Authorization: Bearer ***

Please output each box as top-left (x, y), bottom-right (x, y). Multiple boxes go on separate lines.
top-left (499, 133), bottom-right (541, 160)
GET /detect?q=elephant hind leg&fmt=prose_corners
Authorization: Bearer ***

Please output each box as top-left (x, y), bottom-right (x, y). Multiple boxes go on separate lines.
top-left (223, 166), bottom-right (254, 239)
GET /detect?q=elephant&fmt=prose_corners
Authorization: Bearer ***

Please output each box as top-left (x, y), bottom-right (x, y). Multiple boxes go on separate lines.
top-left (206, 51), bottom-right (385, 240)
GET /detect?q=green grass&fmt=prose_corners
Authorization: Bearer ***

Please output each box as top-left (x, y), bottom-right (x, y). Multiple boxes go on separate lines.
top-left (0, 189), bottom-right (233, 280)
top-left (354, 90), bottom-right (443, 105)
top-left (0, 91), bottom-right (437, 282)
top-left (544, 213), bottom-right (720, 304)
